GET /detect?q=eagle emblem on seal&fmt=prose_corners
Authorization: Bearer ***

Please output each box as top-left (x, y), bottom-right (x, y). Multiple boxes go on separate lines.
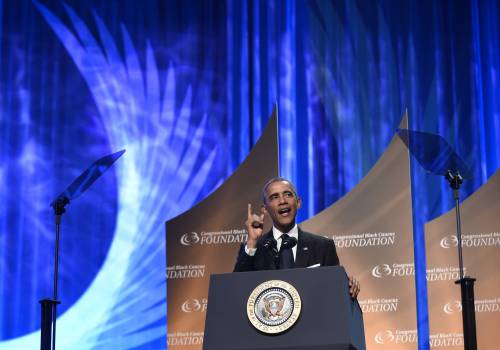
top-left (262, 293), bottom-right (286, 320)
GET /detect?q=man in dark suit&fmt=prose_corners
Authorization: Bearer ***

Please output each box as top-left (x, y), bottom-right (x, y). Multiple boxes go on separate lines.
top-left (234, 177), bottom-right (360, 298)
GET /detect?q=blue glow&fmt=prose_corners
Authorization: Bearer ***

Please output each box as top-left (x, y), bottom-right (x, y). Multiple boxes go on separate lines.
top-left (1, 1), bottom-right (499, 349)
top-left (1, 2), bottom-right (222, 348)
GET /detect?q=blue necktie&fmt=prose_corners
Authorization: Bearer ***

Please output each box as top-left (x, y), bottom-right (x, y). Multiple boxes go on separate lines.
top-left (278, 234), bottom-right (296, 269)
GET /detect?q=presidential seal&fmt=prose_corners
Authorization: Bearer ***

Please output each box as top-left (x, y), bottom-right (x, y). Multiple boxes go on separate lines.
top-left (247, 280), bottom-right (301, 334)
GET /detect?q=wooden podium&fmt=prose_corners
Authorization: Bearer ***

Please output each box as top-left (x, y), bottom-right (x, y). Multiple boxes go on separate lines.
top-left (203, 266), bottom-right (365, 350)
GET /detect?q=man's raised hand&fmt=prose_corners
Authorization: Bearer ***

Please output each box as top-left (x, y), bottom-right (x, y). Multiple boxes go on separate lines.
top-left (245, 203), bottom-right (264, 249)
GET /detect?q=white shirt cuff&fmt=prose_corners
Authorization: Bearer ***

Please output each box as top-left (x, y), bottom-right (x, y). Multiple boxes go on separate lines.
top-left (244, 245), bottom-right (257, 256)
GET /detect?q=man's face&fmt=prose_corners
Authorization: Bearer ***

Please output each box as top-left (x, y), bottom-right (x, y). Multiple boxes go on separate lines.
top-left (262, 180), bottom-right (301, 233)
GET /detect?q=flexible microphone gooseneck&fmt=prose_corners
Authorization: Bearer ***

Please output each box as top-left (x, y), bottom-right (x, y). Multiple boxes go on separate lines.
top-left (263, 237), bottom-right (278, 258)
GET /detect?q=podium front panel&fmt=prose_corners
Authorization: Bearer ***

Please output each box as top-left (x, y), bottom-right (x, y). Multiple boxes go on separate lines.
top-left (204, 266), bottom-right (364, 350)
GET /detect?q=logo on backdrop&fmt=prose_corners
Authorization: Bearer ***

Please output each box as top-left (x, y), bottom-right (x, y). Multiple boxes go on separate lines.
top-left (443, 300), bottom-right (462, 314)
top-left (374, 330), bottom-right (395, 344)
top-left (181, 298), bottom-right (207, 313)
top-left (376, 330), bottom-right (463, 346)
top-left (180, 232), bottom-right (200, 245)
top-left (440, 232), bottom-right (500, 248)
top-left (440, 235), bottom-right (459, 248)
top-left (331, 232), bottom-right (395, 248)
top-left (374, 329), bottom-right (417, 344)
top-left (180, 229), bottom-right (247, 246)
top-left (371, 264), bottom-right (393, 278)
top-left (371, 263), bottom-right (413, 278)
top-left (167, 264), bottom-right (206, 279)
top-left (372, 263), bottom-right (466, 281)
top-left (444, 298), bottom-right (500, 314)
top-left (247, 280), bottom-right (301, 334)
top-left (358, 298), bottom-right (399, 313)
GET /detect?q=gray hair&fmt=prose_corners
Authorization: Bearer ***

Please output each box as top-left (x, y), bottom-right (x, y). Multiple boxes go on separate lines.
top-left (261, 177), bottom-right (298, 203)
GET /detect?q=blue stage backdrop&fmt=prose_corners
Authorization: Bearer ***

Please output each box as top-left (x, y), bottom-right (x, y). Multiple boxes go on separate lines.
top-left (0, 0), bottom-right (498, 349)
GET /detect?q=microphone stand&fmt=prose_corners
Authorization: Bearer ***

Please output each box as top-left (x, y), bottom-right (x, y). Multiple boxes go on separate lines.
top-left (40, 196), bottom-right (68, 350)
top-left (445, 170), bottom-right (477, 350)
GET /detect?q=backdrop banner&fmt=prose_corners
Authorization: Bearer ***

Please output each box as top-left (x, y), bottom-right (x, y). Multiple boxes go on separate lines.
top-left (165, 110), bottom-right (279, 349)
top-left (425, 170), bottom-right (500, 349)
top-left (300, 128), bottom-right (417, 349)
top-left (166, 118), bottom-right (500, 349)
top-left (166, 116), bottom-right (418, 349)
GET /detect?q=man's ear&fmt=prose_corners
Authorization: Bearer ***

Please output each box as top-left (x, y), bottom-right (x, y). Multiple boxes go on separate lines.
top-left (297, 197), bottom-right (302, 210)
top-left (260, 203), bottom-right (268, 215)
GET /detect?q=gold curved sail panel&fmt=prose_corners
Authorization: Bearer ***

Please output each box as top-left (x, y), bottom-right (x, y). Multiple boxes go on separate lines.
top-left (165, 107), bottom-right (279, 350)
top-left (301, 112), bottom-right (418, 349)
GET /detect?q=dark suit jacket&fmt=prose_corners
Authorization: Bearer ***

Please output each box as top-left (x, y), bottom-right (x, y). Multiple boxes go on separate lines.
top-left (233, 227), bottom-right (339, 272)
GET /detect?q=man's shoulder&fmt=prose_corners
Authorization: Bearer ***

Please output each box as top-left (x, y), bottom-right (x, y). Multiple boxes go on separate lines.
top-left (298, 228), bottom-right (333, 244)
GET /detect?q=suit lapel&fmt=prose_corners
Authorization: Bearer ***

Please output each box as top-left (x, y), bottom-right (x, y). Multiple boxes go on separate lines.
top-left (294, 227), bottom-right (311, 268)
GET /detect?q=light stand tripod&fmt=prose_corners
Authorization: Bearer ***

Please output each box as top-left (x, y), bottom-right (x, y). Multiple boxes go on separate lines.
top-left (445, 170), bottom-right (477, 350)
top-left (397, 128), bottom-right (476, 350)
top-left (39, 197), bottom-right (68, 350)
top-left (40, 149), bottom-right (125, 350)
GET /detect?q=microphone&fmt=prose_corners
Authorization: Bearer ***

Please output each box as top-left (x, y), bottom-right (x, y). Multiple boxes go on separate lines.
top-left (263, 237), bottom-right (278, 258)
top-left (281, 235), bottom-right (297, 249)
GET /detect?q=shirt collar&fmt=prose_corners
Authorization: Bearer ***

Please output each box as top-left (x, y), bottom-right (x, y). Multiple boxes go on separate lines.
top-left (273, 224), bottom-right (299, 241)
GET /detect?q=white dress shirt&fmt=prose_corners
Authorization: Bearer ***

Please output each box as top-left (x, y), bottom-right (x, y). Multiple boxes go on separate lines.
top-left (245, 224), bottom-right (299, 261)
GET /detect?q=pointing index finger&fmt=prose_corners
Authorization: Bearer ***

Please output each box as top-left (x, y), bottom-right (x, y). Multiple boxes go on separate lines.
top-left (247, 203), bottom-right (252, 218)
